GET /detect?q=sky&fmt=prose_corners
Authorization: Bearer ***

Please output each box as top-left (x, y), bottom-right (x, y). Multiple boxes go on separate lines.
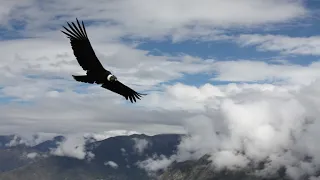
top-left (1, 0), bottom-right (320, 179)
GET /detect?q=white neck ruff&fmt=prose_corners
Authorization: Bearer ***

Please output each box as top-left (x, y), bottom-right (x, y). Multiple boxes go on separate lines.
top-left (107, 74), bottom-right (113, 81)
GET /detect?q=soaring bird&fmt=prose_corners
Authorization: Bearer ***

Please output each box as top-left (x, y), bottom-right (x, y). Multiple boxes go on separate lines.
top-left (61, 19), bottom-right (146, 103)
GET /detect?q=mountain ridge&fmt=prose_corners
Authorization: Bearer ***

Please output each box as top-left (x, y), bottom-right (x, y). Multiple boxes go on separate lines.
top-left (0, 133), bottom-right (318, 180)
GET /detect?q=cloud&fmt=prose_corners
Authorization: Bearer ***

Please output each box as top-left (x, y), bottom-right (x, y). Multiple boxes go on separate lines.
top-left (26, 152), bottom-right (38, 159)
top-left (0, 35), bottom-right (214, 137)
top-left (236, 34), bottom-right (320, 56)
top-left (137, 154), bottom-right (173, 172)
top-left (137, 79), bottom-right (320, 179)
top-left (5, 73), bottom-right (320, 179)
top-left (104, 161), bottom-right (119, 169)
top-left (0, 35), bottom-right (217, 92)
top-left (84, 130), bottom-right (141, 141)
top-left (210, 60), bottom-right (320, 85)
top-left (35, 130), bottom-right (144, 160)
top-left (5, 132), bottom-right (58, 147)
top-left (0, 0), bottom-right (308, 42)
top-left (0, 0), bottom-right (313, 140)
top-left (133, 138), bottom-right (150, 154)
top-left (121, 148), bottom-right (126, 153)
top-left (2, 56), bottom-right (320, 139)
top-left (51, 134), bottom-right (92, 160)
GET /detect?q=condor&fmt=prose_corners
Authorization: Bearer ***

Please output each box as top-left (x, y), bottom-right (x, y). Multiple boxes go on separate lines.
top-left (61, 19), bottom-right (146, 103)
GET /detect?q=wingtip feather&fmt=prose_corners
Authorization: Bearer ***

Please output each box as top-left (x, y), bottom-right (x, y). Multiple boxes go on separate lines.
top-left (61, 19), bottom-right (88, 40)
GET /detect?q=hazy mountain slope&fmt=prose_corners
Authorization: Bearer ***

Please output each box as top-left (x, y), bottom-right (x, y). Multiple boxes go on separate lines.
top-left (0, 135), bottom-right (15, 148)
top-left (0, 156), bottom-right (128, 180)
top-left (1, 134), bottom-right (312, 180)
top-left (0, 134), bottom-right (182, 180)
top-left (0, 149), bottom-right (34, 172)
top-left (0, 135), bottom-right (64, 173)
top-left (159, 155), bottom-right (294, 180)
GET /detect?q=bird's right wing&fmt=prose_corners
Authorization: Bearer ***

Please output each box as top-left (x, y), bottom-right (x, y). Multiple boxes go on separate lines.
top-left (101, 80), bottom-right (147, 103)
top-left (61, 18), bottom-right (106, 73)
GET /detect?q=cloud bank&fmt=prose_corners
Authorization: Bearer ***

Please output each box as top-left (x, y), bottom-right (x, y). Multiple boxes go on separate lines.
top-left (139, 80), bottom-right (320, 179)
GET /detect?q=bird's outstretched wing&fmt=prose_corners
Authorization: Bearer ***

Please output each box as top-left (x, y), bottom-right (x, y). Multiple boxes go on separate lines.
top-left (61, 18), bottom-right (106, 73)
top-left (101, 81), bottom-right (147, 103)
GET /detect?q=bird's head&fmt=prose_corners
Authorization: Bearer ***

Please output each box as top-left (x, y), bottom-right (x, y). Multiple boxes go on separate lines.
top-left (107, 74), bottom-right (117, 82)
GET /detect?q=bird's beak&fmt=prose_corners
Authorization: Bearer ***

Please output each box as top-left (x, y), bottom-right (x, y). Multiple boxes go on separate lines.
top-left (107, 74), bottom-right (117, 81)
top-left (112, 75), bottom-right (117, 81)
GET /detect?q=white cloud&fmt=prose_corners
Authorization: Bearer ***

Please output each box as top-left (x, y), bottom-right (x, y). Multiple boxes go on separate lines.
top-left (5, 132), bottom-right (57, 147)
top-left (26, 152), bottom-right (38, 159)
top-left (0, 36), bottom-right (218, 93)
top-left (84, 130), bottom-right (141, 141)
top-left (212, 150), bottom-right (250, 170)
top-left (137, 79), bottom-right (320, 179)
top-left (137, 154), bottom-right (173, 172)
top-left (0, 34), bottom-right (211, 137)
top-left (133, 138), bottom-right (150, 154)
top-left (211, 60), bottom-right (320, 85)
top-left (236, 34), bottom-right (320, 55)
top-left (104, 161), bottom-right (119, 169)
top-left (51, 134), bottom-right (92, 160)
top-left (3, 57), bottom-right (320, 140)
top-left (5, 135), bottom-right (23, 147)
top-left (0, 0), bottom-right (313, 140)
top-left (49, 130), bottom-right (146, 160)
top-left (86, 151), bottom-right (95, 161)
top-left (0, 0), bottom-right (308, 41)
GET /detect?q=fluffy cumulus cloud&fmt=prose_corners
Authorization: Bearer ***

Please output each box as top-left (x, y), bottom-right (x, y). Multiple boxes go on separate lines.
top-left (139, 81), bottom-right (320, 179)
top-left (0, 0), bottom-right (320, 179)
top-left (51, 134), bottom-right (90, 160)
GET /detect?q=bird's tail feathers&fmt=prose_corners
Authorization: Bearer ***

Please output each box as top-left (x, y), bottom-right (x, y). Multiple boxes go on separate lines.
top-left (72, 75), bottom-right (94, 84)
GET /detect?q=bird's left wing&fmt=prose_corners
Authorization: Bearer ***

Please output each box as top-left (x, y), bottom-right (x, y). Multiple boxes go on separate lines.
top-left (61, 18), bottom-right (106, 73)
top-left (101, 80), bottom-right (147, 103)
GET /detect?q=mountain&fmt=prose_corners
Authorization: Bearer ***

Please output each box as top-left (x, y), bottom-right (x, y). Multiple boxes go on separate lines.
top-left (0, 135), bottom-right (15, 148)
top-left (0, 134), bottom-right (182, 180)
top-left (0, 135), bottom-right (64, 173)
top-left (159, 155), bottom-right (291, 180)
top-left (32, 136), bottom-right (65, 152)
top-left (0, 134), bottom-right (316, 180)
